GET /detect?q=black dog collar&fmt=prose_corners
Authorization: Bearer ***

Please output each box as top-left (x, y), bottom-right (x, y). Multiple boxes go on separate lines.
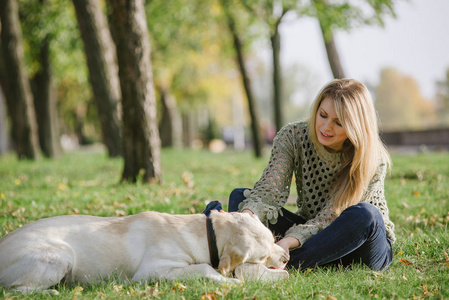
top-left (206, 217), bottom-right (219, 269)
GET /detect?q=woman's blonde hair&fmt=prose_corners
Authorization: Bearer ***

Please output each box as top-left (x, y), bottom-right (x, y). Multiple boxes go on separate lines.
top-left (308, 79), bottom-right (391, 215)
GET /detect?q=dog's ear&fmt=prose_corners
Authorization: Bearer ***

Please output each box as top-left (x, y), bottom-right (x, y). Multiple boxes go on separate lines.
top-left (218, 243), bottom-right (246, 276)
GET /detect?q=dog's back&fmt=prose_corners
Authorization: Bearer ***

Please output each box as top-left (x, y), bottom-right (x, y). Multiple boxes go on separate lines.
top-left (0, 212), bottom-right (208, 292)
top-left (0, 214), bottom-right (132, 292)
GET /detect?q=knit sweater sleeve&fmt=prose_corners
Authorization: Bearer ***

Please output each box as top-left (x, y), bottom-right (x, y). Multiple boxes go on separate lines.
top-left (284, 161), bottom-right (396, 246)
top-left (239, 124), bottom-right (299, 224)
top-left (284, 200), bottom-right (336, 246)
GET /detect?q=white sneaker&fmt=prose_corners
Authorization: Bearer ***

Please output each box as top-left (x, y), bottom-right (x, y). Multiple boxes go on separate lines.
top-left (234, 263), bottom-right (289, 282)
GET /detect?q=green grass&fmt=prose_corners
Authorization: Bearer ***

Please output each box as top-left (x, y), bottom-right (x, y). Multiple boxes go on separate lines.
top-left (0, 148), bottom-right (448, 299)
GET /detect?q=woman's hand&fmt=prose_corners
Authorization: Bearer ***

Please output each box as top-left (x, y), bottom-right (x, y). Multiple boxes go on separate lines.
top-left (241, 209), bottom-right (254, 215)
top-left (276, 236), bottom-right (300, 252)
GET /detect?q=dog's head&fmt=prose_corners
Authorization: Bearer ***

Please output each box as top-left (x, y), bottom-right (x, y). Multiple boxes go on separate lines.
top-left (210, 211), bottom-right (289, 276)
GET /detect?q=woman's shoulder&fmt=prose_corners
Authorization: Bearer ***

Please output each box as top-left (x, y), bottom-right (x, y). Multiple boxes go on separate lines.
top-left (272, 121), bottom-right (311, 153)
top-left (278, 121), bottom-right (309, 136)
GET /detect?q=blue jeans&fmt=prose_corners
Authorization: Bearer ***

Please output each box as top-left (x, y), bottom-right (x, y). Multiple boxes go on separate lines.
top-left (229, 188), bottom-right (393, 271)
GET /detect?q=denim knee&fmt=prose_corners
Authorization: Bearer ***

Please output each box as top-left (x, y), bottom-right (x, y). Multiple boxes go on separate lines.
top-left (343, 202), bottom-right (384, 229)
top-left (228, 188), bottom-right (248, 212)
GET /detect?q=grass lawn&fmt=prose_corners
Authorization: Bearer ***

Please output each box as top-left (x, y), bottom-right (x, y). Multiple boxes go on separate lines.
top-left (0, 147), bottom-right (448, 299)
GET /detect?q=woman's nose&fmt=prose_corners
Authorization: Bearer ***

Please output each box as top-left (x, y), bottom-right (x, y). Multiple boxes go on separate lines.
top-left (322, 119), bottom-right (332, 130)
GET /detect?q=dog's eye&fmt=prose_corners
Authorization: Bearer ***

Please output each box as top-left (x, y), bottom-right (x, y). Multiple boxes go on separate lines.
top-left (281, 257), bottom-right (288, 264)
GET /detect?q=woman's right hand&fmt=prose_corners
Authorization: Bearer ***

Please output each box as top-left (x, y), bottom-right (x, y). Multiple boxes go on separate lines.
top-left (241, 209), bottom-right (254, 215)
top-left (276, 236), bottom-right (300, 252)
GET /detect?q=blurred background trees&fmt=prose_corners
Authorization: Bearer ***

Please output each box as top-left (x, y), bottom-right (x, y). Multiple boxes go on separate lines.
top-left (73, 0), bottom-right (122, 158)
top-left (0, 0), bottom-right (447, 181)
top-left (375, 68), bottom-right (436, 131)
top-left (1, 0), bottom-right (40, 160)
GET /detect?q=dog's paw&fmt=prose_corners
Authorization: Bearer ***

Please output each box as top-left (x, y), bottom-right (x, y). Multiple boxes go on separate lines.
top-left (223, 277), bottom-right (241, 285)
top-left (13, 287), bottom-right (60, 295)
top-left (234, 263), bottom-right (289, 282)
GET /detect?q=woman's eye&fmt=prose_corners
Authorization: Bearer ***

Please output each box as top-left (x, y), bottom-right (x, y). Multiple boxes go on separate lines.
top-left (336, 121), bottom-right (342, 127)
top-left (320, 113), bottom-right (327, 119)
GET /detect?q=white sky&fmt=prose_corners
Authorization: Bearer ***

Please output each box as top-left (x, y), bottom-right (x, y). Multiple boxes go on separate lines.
top-left (279, 0), bottom-right (449, 100)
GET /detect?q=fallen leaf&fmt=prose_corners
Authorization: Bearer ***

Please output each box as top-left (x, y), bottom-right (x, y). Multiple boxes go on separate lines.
top-left (71, 286), bottom-right (83, 295)
top-left (422, 284), bottom-right (428, 296)
top-left (113, 285), bottom-right (123, 293)
top-left (144, 283), bottom-right (160, 297)
top-left (201, 293), bottom-right (216, 300)
top-left (173, 282), bottom-right (186, 292)
top-left (115, 210), bottom-right (126, 216)
top-left (444, 251), bottom-right (449, 263)
top-left (400, 259), bottom-right (413, 266)
top-left (128, 287), bottom-right (137, 296)
top-left (181, 171), bottom-right (194, 188)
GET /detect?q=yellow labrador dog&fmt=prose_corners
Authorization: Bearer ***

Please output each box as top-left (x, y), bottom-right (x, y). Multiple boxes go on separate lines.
top-left (0, 210), bottom-right (289, 294)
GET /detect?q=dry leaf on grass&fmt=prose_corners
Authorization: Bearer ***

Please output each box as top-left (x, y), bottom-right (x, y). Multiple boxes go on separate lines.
top-left (399, 259), bottom-right (413, 266)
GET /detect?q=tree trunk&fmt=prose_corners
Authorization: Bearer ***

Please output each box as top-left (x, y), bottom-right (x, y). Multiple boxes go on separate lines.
top-left (31, 35), bottom-right (61, 158)
top-left (320, 27), bottom-right (346, 79)
top-left (182, 111), bottom-right (196, 148)
top-left (107, 0), bottom-right (161, 183)
top-left (158, 85), bottom-right (182, 148)
top-left (0, 0), bottom-right (40, 160)
top-left (221, 1), bottom-right (262, 157)
top-left (0, 88), bottom-right (10, 154)
top-left (271, 22), bottom-right (283, 132)
top-left (314, 0), bottom-right (346, 79)
top-left (73, 0), bottom-right (122, 157)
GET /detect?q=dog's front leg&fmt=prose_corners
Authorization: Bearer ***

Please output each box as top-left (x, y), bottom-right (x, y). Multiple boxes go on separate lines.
top-left (160, 264), bottom-right (241, 284)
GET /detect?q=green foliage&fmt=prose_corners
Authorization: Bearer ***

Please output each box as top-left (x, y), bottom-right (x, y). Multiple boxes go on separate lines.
top-left (146, 0), bottom-right (235, 109)
top-left (309, 0), bottom-right (397, 40)
top-left (0, 149), bottom-right (448, 298)
top-left (18, 0), bottom-right (98, 140)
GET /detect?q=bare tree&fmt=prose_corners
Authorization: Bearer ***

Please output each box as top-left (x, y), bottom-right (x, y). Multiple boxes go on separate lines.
top-left (241, 1), bottom-right (292, 132)
top-left (0, 0), bottom-right (40, 159)
top-left (107, 0), bottom-right (161, 183)
top-left (313, 0), bottom-right (396, 79)
top-left (313, 0), bottom-right (346, 79)
top-left (0, 88), bottom-right (10, 154)
top-left (73, 0), bottom-right (122, 157)
top-left (318, 26), bottom-right (346, 79)
top-left (30, 34), bottom-right (61, 158)
top-left (220, 0), bottom-right (263, 157)
top-left (158, 85), bottom-right (182, 148)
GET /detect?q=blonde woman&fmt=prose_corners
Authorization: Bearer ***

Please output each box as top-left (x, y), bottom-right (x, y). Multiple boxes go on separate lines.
top-left (205, 78), bottom-right (395, 271)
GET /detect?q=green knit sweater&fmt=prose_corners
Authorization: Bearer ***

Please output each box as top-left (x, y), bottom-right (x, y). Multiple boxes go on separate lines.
top-left (239, 121), bottom-right (396, 246)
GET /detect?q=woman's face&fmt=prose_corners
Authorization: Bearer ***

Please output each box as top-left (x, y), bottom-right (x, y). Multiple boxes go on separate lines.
top-left (315, 97), bottom-right (348, 152)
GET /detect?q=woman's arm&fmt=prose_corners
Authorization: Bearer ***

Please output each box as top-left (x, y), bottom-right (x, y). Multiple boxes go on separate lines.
top-left (239, 124), bottom-right (301, 223)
